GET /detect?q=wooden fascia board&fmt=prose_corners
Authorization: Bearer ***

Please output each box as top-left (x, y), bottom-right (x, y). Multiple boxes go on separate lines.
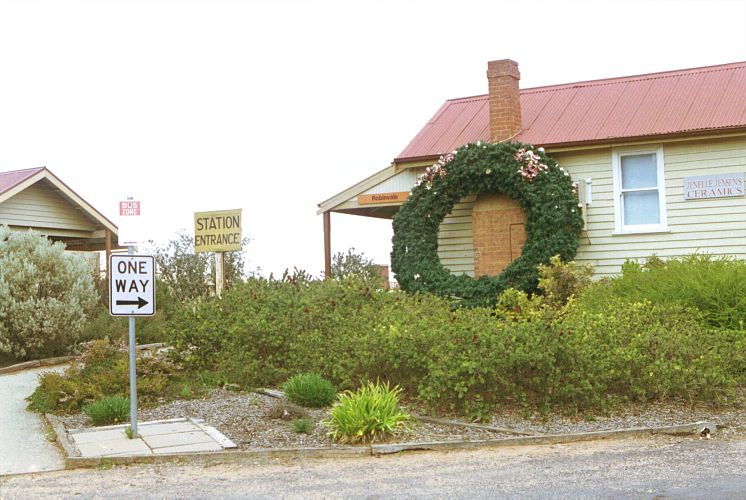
top-left (317, 164), bottom-right (396, 214)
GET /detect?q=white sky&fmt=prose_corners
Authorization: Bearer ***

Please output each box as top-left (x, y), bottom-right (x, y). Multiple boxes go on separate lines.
top-left (1, 0), bottom-right (745, 277)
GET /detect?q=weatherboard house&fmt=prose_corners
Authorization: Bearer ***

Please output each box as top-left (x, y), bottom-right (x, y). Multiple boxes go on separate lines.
top-left (0, 167), bottom-right (121, 262)
top-left (319, 59), bottom-right (746, 280)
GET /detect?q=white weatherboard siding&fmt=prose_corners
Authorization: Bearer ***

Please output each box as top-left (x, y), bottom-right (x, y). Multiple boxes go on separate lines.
top-left (430, 135), bottom-right (746, 279)
top-left (0, 180), bottom-right (96, 231)
top-left (363, 168), bottom-right (423, 195)
top-left (557, 135), bottom-right (746, 278)
top-left (334, 168), bottom-right (424, 211)
top-left (437, 194), bottom-right (476, 277)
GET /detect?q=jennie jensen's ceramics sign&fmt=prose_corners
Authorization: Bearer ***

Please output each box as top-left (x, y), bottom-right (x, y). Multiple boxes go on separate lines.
top-left (683, 173), bottom-right (744, 200)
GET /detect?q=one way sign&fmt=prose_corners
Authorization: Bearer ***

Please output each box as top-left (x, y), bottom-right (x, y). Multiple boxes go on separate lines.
top-left (109, 255), bottom-right (156, 316)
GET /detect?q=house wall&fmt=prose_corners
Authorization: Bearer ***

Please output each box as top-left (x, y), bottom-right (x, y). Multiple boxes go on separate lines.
top-left (558, 135), bottom-right (746, 278)
top-left (437, 194), bottom-right (476, 277)
top-left (434, 134), bottom-right (746, 279)
top-left (332, 134), bottom-right (746, 280)
top-left (0, 180), bottom-right (96, 232)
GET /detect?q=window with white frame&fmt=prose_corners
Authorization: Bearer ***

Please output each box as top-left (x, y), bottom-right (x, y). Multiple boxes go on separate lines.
top-left (612, 146), bottom-right (667, 233)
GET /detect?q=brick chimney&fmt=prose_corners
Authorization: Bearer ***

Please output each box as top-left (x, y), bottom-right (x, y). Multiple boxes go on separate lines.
top-left (487, 59), bottom-right (521, 142)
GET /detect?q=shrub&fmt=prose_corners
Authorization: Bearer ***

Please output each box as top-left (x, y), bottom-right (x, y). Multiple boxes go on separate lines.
top-left (291, 418), bottom-right (313, 434)
top-left (325, 381), bottom-right (411, 443)
top-left (537, 255), bottom-right (594, 308)
top-left (282, 373), bottom-right (336, 408)
top-left (168, 271), bottom-right (745, 416)
top-left (150, 231), bottom-right (247, 303)
top-left (0, 227), bottom-right (98, 360)
top-left (27, 338), bottom-right (191, 414)
top-left (579, 254), bottom-right (746, 330)
top-left (330, 248), bottom-right (384, 287)
top-left (83, 395), bottom-right (130, 425)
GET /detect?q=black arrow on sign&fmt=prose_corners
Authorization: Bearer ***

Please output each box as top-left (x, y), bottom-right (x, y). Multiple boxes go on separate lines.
top-left (115, 297), bottom-right (149, 309)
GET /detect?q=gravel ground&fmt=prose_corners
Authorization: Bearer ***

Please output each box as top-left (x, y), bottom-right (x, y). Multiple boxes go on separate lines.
top-left (488, 389), bottom-right (746, 437)
top-left (57, 387), bottom-right (746, 449)
top-left (58, 389), bottom-right (515, 448)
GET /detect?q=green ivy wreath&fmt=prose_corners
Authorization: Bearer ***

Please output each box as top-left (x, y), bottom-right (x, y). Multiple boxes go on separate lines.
top-left (391, 141), bottom-right (583, 307)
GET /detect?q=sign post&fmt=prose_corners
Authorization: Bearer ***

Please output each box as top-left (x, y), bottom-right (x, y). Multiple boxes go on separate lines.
top-left (109, 253), bottom-right (156, 439)
top-left (194, 209), bottom-right (242, 297)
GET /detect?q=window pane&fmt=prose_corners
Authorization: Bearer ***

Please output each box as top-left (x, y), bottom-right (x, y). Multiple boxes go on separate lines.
top-left (623, 191), bottom-right (660, 225)
top-left (621, 154), bottom-right (657, 189)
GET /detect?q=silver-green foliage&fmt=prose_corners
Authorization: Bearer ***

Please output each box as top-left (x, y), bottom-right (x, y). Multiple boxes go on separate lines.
top-left (0, 227), bottom-right (98, 359)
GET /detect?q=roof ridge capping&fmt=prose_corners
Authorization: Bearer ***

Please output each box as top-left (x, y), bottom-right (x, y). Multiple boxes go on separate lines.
top-left (521, 60), bottom-right (746, 93)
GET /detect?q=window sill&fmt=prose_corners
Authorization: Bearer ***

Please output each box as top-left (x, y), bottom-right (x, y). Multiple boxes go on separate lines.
top-left (612, 228), bottom-right (671, 236)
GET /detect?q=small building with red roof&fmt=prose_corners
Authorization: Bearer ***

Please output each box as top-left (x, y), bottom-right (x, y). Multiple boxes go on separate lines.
top-left (318, 59), bottom-right (746, 279)
top-left (0, 167), bottom-right (120, 259)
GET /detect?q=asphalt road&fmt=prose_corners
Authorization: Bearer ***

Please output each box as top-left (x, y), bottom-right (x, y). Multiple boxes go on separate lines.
top-left (1, 434), bottom-right (744, 498)
top-left (0, 366), bottom-right (66, 476)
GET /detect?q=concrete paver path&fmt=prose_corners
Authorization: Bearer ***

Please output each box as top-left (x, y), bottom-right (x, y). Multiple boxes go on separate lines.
top-left (69, 418), bottom-right (236, 458)
top-left (0, 366), bottom-right (66, 475)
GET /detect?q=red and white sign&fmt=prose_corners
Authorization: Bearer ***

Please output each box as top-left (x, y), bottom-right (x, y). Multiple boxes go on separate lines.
top-left (118, 197), bottom-right (145, 246)
top-left (120, 201), bottom-right (141, 216)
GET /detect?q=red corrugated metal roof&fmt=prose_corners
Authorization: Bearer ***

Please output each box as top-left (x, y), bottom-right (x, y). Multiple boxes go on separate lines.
top-left (396, 61), bottom-right (746, 161)
top-left (0, 167), bottom-right (45, 196)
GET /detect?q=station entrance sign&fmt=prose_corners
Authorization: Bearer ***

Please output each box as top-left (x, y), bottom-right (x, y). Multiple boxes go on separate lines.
top-left (109, 255), bottom-right (156, 316)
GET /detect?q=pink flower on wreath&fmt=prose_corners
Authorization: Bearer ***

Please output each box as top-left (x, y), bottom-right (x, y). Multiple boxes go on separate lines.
top-left (418, 151), bottom-right (455, 187)
top-left (514, 147), bottom-right (549, 181)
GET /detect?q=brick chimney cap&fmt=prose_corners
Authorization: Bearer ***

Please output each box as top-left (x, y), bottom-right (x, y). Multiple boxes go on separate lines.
top-left (487, 59), bottom-right (520, 79)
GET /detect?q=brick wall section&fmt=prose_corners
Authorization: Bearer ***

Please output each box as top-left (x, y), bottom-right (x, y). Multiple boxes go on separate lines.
top-left (472, 193), bottom-right (527, 277)
top-left (487, 59), bottom-right (521, 143)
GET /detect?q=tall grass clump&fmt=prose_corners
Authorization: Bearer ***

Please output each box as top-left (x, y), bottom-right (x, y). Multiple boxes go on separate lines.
top-left (83, 395), bottom-right (130, 425)
top-left (325, 381), bottom-right (411, 443)
top-left (282, 373), bottom-right (336, 408)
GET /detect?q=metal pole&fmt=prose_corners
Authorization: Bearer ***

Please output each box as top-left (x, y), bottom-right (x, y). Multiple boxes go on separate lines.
top-left (127, 245), bottom-right (138, 438)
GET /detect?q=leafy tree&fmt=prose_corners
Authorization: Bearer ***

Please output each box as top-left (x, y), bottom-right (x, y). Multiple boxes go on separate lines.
top-left (0, 226), bottom-right (98, 360)
top-left (330, 248), bottom-right (384, 286)
top-left (150, 230), bottom-right (247, 302)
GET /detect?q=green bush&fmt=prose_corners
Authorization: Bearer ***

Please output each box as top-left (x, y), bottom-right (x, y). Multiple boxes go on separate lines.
top-left (325, 381), bottom-right (411, 443)
top-left (167, 274), bottom-right (745, 416)
top-left (537, 255), bottom-right (594, 308)
top-left (282, 373), bottom-right (336, 408)
top-left (0, 227), bottom-right (98, 360)
top-left (79, 276), bottom-right (180, 346)
top-left (291, 417), bottom-right (313, 434)
top-left (27, 338), bottom-right (193, 414)
top-left (83, 395), bottom-right (130, 426)
top-left (579, 254), bottom-right (746, 330)
top-left (150, 231), bottom-right (247, 303)
top-left (330, 248), bottom-right (385, 287)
